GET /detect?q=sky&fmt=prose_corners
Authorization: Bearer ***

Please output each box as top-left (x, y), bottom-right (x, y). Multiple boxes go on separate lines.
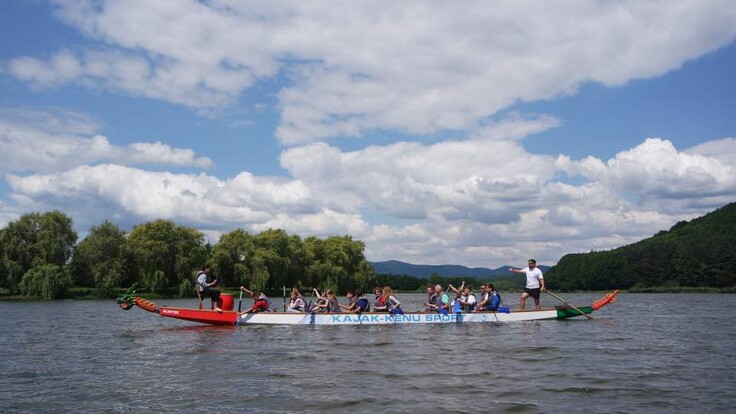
top-left (1, 0), bottom-right (735, 268)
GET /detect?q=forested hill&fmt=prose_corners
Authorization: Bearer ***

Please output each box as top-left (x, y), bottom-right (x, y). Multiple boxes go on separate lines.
top-left (547, 202), bottom-right (736, 291)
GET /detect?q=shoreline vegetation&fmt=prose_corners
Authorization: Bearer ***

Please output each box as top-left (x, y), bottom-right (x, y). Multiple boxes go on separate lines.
top-left (2, 207), bottom-right (735, 301)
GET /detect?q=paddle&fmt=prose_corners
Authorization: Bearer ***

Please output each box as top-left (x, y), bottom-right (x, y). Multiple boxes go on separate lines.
top-left (305, 289), bottom-right (316, 312)
top-left (237, 289), bottom-right (243, 312)
top-left (283, 286), bottom-right (287, 312)
top-left (310, 288), bottom-right (325, 312)
top-left (545, 289), bottom-right (594, 320)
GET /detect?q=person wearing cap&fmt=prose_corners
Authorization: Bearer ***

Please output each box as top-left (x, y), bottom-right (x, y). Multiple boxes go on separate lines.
top-left (509, 259), bottom-right (545, 310)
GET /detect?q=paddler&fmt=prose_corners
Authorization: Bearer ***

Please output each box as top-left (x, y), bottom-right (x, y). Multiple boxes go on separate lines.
top-left (240, 286), bottom-right (271, 313)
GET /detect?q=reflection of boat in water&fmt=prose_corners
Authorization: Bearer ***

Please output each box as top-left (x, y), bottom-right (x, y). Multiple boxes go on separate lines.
top-left (117, 285), bottom-right (618, 326)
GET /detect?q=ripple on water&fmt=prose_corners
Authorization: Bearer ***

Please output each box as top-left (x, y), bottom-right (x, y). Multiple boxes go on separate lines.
top-left (1, 294), bottom-right (735, 413)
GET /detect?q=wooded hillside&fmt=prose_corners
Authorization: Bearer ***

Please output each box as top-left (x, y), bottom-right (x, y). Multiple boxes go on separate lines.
top-left (547, 202), bottom-right (736, 291)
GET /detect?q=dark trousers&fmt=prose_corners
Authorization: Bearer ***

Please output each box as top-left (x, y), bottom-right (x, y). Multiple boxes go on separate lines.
top-left (201, 289), bottom-right (221, 309)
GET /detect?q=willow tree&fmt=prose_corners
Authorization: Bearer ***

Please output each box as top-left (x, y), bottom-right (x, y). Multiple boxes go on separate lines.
top-left (210, 229), bottom-right (256, 288)
top-left (126, 219), bottom-right (207, 292)
top-left (0, 211), bottom-right (77, 294)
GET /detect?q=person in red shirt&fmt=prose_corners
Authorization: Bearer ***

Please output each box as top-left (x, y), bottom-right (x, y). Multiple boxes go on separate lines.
top-left (240, 286), bottom-right (271, 313)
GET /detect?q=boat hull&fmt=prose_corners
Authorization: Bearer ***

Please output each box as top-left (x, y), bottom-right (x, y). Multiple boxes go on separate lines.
top-left (236, 309), bottom-right (573, 325)
top-left (122, 290), bottom-right (617, 326)
top-left (147, 306), bottom-right (592, 326)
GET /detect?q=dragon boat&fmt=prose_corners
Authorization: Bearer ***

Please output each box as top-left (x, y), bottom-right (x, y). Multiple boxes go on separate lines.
top-left (116, 285), bottom-right (619, 326)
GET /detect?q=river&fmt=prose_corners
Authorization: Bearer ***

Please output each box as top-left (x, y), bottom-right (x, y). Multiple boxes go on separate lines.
top-left (0, 293), bottom-right (734, 413)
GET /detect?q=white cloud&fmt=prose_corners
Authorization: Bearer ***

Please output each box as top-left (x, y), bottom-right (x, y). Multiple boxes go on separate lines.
top-left (5, 164), bottom-right (315, 230)
top-left (3, 2), bottom-right (736, 267)
top-left (7, 1), bottom-right (736, 143)
top-left (4, 130), bottom-right (735, 266)
top-left (686, 137), bottom-right (736, 167)
top-left (0, 107), bottom-right (213, 173)
top-left (559, 138), bottom-right (736, 207)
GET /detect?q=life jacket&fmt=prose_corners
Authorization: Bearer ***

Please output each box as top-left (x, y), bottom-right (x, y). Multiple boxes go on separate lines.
top-left (436, 293), bottom-right (450, 312)
top-left (312, 297), bottom-right (328, 312)
top-left (195, 271), bottom-right (206, 292)
top-left (327, 297), bottom-right (340, 313)
top-left (289, 296), bottom-right (305, 312)
top-left (357, 297), bottom-right (370, 312)
top-left (486, 292), bottom-right (501, 311)
top-left (452, 297), bottom-right (462, 313)
top-left (252, 297), bottom-right (270, 313)
top-left (374, 295), bottom-right (387, 311)
top-left (462, 293), bottom-right (477, 312)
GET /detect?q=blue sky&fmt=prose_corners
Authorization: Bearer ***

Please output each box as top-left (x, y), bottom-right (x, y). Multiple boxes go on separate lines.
top-left (1, 1), bottom-right (735, 267)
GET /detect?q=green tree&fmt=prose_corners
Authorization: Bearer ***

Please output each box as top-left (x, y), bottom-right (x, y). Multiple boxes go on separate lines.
top-left (299, 235), bottom-right (374, 293)
top-left (252, 229), bottom-right (292, 290)
top-left (126, 220), bottom-right (206, 292)
top-left (0, 211), bottom-right (77, 293)
top-left (18, 264), bottom-right (72, 299)
top-left (210, 229), bottom-right (256, 288)
top-left (71, 221), bottom-right (131, 297)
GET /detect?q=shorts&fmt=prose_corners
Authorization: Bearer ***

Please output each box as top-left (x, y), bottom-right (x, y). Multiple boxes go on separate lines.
top-left (524, 288), bottom-right (541, 300)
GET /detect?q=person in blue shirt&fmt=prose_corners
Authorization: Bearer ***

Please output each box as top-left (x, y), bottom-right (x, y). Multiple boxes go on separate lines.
top-left (475, 284), bottom-right (502, 311)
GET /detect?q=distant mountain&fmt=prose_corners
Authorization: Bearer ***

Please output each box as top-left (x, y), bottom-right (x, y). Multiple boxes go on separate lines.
top-left (547, 201), bottom-right (736, 291)
top-left (370, 259), bottom-right (550, 278)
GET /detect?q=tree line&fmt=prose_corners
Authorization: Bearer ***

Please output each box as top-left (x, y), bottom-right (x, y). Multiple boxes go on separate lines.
top-left (0, 211), bottom-right (374, 299)
top-left (547, 202), bottom-right (736, 291)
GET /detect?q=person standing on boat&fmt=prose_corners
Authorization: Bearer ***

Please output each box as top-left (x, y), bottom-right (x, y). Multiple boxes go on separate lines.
top-left (510, 259), bottom-right (545, 310)
top-left (195, 265), bottom-right (222, 312)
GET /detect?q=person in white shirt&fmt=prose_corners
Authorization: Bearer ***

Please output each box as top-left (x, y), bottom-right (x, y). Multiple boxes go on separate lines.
top-left (509, 259), bottom-right (545, 310)
top-left (459, 286), bottom-right (477, 311)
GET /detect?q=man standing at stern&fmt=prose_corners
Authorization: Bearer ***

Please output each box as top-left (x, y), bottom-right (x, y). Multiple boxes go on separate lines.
top-left (509, 259), bottom-right (545, 311)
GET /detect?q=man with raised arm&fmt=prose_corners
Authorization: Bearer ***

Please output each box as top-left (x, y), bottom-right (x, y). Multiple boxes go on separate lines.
top-left (509, 259), bottom-right (545, 310)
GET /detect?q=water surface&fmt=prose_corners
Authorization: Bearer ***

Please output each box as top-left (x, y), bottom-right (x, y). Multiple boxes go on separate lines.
top-left (1, 293), bottom-right (734, 413)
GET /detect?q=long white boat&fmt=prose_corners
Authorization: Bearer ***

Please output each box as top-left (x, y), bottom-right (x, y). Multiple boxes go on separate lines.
top-left (117, 288), bottom-right (619, 326)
